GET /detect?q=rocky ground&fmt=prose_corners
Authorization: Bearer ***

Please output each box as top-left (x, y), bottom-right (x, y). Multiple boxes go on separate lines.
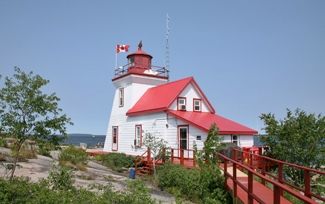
top-left (0, 147), bottom-right (175, 203)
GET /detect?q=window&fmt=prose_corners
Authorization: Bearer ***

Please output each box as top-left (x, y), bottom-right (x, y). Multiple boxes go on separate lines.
top-left (179, 126), bottom-right (188, 150)
top-left (232, 135), bottom-right (238, 146)
top-left (112, 126), bottom-right (118, 151)
top-left (177, 97), bottom-right (186, 111)
top-left (119, 88), bottom-right (124, 107)
top-left (135, 125), bottom-right (142, 147)
top-left (128, 57), bottom-right (134, 65)
top-left (196, 135), bottom-right (201, 140)
top-left (193, 99), bottom-right (201, 112)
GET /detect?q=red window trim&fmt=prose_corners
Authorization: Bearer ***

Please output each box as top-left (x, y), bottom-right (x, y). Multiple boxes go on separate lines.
top-left (193, 98), bottom-right (202, 112)
top-left (177, 97), bottom-right (187, 111)
top-left (135, 124), bottom-right (142, 147)
top-left (112, 126), bottom-right (118, 151)
top-left (177, 125), bottom-right (189, 150)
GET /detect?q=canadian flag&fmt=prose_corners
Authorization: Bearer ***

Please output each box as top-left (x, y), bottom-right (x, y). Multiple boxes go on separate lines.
top-left (116, 44), bottom-right (129, 53)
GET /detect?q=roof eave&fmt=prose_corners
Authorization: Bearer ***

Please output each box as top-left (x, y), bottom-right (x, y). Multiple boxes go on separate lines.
top-left (126, 107), bottom-right (168, 116)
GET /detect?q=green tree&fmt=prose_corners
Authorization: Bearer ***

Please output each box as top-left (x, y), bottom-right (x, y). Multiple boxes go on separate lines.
top-left (194, 123), bottom-right (228, 203)
top-left (0, 67), bottom-right (72, 180)
top-left (142, 132), bottom-right (167, 178)
top-left (260, 109), bottom-right (325, 184)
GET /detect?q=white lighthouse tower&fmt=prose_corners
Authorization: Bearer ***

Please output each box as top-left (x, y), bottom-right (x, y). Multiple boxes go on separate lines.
top-left (103, 42), bottom-right (169, 153)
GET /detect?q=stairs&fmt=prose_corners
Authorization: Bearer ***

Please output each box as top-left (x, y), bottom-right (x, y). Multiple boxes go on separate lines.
top-left (134, 148), bottom-right (165, 176)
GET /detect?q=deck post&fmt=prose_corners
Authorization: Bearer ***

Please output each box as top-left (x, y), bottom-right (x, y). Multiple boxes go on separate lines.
top-left (232, 148), bottom-right (237, 161)
top-left (224, 159), bottom-right (228, 190)
top-left (304, 169), bottom-right (311, 199)
top-left (261, 159), bottom-right (266, 185)
top-left (233, 162), bottom-right (237, 200)
top-left (162, 148), bottom-right (166, 163)
top-left (193, 150), bottom-right (196, 167)
top-left (171, 149), bottom-right (174, 163)
top-left (248, 171), bottom-right (253, 204)
top-left (147, 147), bottom-right (151, 162)
top-left (180, 149), bottom-right (184, 166)
top-left (273, 185), bottom-right (281, 204)
top-left (278, 163), bottom-right (283, 196)
top-left (249, 152), bottom-right (253, 168)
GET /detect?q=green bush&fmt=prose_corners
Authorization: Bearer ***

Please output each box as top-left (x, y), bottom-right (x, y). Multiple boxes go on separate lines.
top-left (157, 163), bottom-right (229, 203)
top-left (48, 165), bottom-right (74, 191)
top-left (97, 153), bottom-right (134, 172)
top-left (37, 141), bottom-right (57, 157)
top-left (59, 146), bottom-right (88, 170)
top-left (102, 179), bottom-right (155, 204)
top-left (0, 137), bottom-right (5, 147)
top-left (0, 176), bottom-right (155, 204)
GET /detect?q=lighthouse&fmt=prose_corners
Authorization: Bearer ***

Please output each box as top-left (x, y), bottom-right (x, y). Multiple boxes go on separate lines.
top-left (104, 42), bottom-right (257, 156)
top-left (104, 42), bottom-right (169, 152)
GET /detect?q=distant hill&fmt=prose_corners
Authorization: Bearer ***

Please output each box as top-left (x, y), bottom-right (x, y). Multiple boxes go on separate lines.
top-left (60, 134), bottom-right (106, 148)
top-left (68, 133), bottom-right (106, 137)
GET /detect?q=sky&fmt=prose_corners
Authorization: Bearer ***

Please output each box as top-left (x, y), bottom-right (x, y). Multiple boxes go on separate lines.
top-left (0, 1), bottom-right (324, 135)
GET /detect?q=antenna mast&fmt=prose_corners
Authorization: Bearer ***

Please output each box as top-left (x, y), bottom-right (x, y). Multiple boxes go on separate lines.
top-left (165, 14), bottom-right (170, 73)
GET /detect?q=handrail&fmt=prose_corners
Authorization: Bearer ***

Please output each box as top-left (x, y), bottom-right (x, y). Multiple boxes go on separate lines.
top-left (114, 63), bottom-right (169, 78)
top-left (235, 148), bottom-right (325, 175)
top-left (170, 148), bottom-right (196, 167)
top-left (231, 148), bottom-right (325, 202)
top-left (218, 152), bottom-right (317, 204)
top-left (134, 148), bottom-right (149, 171)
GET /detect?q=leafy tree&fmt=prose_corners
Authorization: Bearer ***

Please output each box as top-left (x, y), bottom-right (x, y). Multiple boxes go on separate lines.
top-left (193, 123), bottom-right (228, 203)
top-left (260, 108), bottom-right (325, 184)
top-left (0, 67), bottom-right (72, 180)
top-left (142, 132), bottom-right (167, 177)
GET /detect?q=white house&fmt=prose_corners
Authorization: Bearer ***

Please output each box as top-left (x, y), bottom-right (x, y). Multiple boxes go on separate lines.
top-left (103, 44), bottom-right (258, 156)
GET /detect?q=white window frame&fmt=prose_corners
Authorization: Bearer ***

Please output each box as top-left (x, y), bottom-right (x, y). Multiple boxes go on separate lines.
top-left (135, 125), bottom-right (142, 147)
top-left (119, 88), bottom-right (124, 107)
top-left (177, 97), bottom-right (186, 111)
top-left (232, 135), bottom-right (239, 146)
top-left (112, 126), bottom-right (118, 151)
top-left (193, 99), bottom-right (201, 112)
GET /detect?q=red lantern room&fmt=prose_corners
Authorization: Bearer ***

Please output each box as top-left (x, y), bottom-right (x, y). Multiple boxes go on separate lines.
top-left (127, 41), bottom-right (152, 74)
top-left (113, 41), bottom-right (169, 81)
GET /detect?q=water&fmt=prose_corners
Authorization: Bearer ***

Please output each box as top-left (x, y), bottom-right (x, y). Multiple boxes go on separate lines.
top-left (62, 134), bottom-right (106, 148)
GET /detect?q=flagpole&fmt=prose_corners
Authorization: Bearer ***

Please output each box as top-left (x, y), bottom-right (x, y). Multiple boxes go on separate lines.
top-left (115, 52), bottom-right (118, 69)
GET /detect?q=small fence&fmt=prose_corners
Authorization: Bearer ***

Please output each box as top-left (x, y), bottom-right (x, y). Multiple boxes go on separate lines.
top-left (219, 152), bottom-right (316, 204)
top-left (114, 63), bottom-right (169, 78)
top-left (170, 148), bottom-right (196, 167)
top-left (231, 148), bottom-right (325, 203)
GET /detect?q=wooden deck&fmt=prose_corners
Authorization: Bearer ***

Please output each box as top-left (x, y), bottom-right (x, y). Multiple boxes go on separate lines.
top-left (224, 166), bottom-right (291, 204)
top-left (90, 148), bottom-right (323, 204)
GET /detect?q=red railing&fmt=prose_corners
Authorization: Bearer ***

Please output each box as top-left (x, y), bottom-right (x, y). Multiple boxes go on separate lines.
top-left (134, 148), bottom-right (150, 171)
top-left (232, 148), bottom-right (325, 203)
top-left (170, 148), bottom-right (196, 167)
top-left (218, 151), bottom-right (318, 204)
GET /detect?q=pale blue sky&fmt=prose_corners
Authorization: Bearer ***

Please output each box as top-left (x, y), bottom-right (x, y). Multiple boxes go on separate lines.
top-left (1, 1), bottom-right (324, 134)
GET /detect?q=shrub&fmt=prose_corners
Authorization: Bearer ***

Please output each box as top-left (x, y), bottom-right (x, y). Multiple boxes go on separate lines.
top-left (157, 163), bottom-right (229, 203)
top-left (11, 142), bottom-right (37, 161)
top-left (102, 179), bottom-right (155, 204)
top-left (0, 137), bottom-right (5, 147)
top-left (59, 146), bottom-right (88, 170)
top-left (97, 153), bottom-right (134, 172)
top-left (48, 165), bottom-right (74, 191)
top-left (37, 141), bottom-right (57, 157)
top-left (157, 163), bottom-right (201, 201)
top-left (0, 176), bottom-right (155, 204)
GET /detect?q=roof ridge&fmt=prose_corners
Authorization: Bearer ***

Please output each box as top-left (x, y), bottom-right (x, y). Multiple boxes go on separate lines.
top-left (147, 76), bottom-right (193, 90)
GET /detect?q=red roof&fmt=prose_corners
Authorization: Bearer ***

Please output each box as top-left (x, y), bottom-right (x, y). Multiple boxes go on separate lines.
top-left (127, 77), bottom-right (215, 116)
top-left (168, 110), bottom-right (258, 135)
top-left (127, 77), bottom-right (192, 115)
